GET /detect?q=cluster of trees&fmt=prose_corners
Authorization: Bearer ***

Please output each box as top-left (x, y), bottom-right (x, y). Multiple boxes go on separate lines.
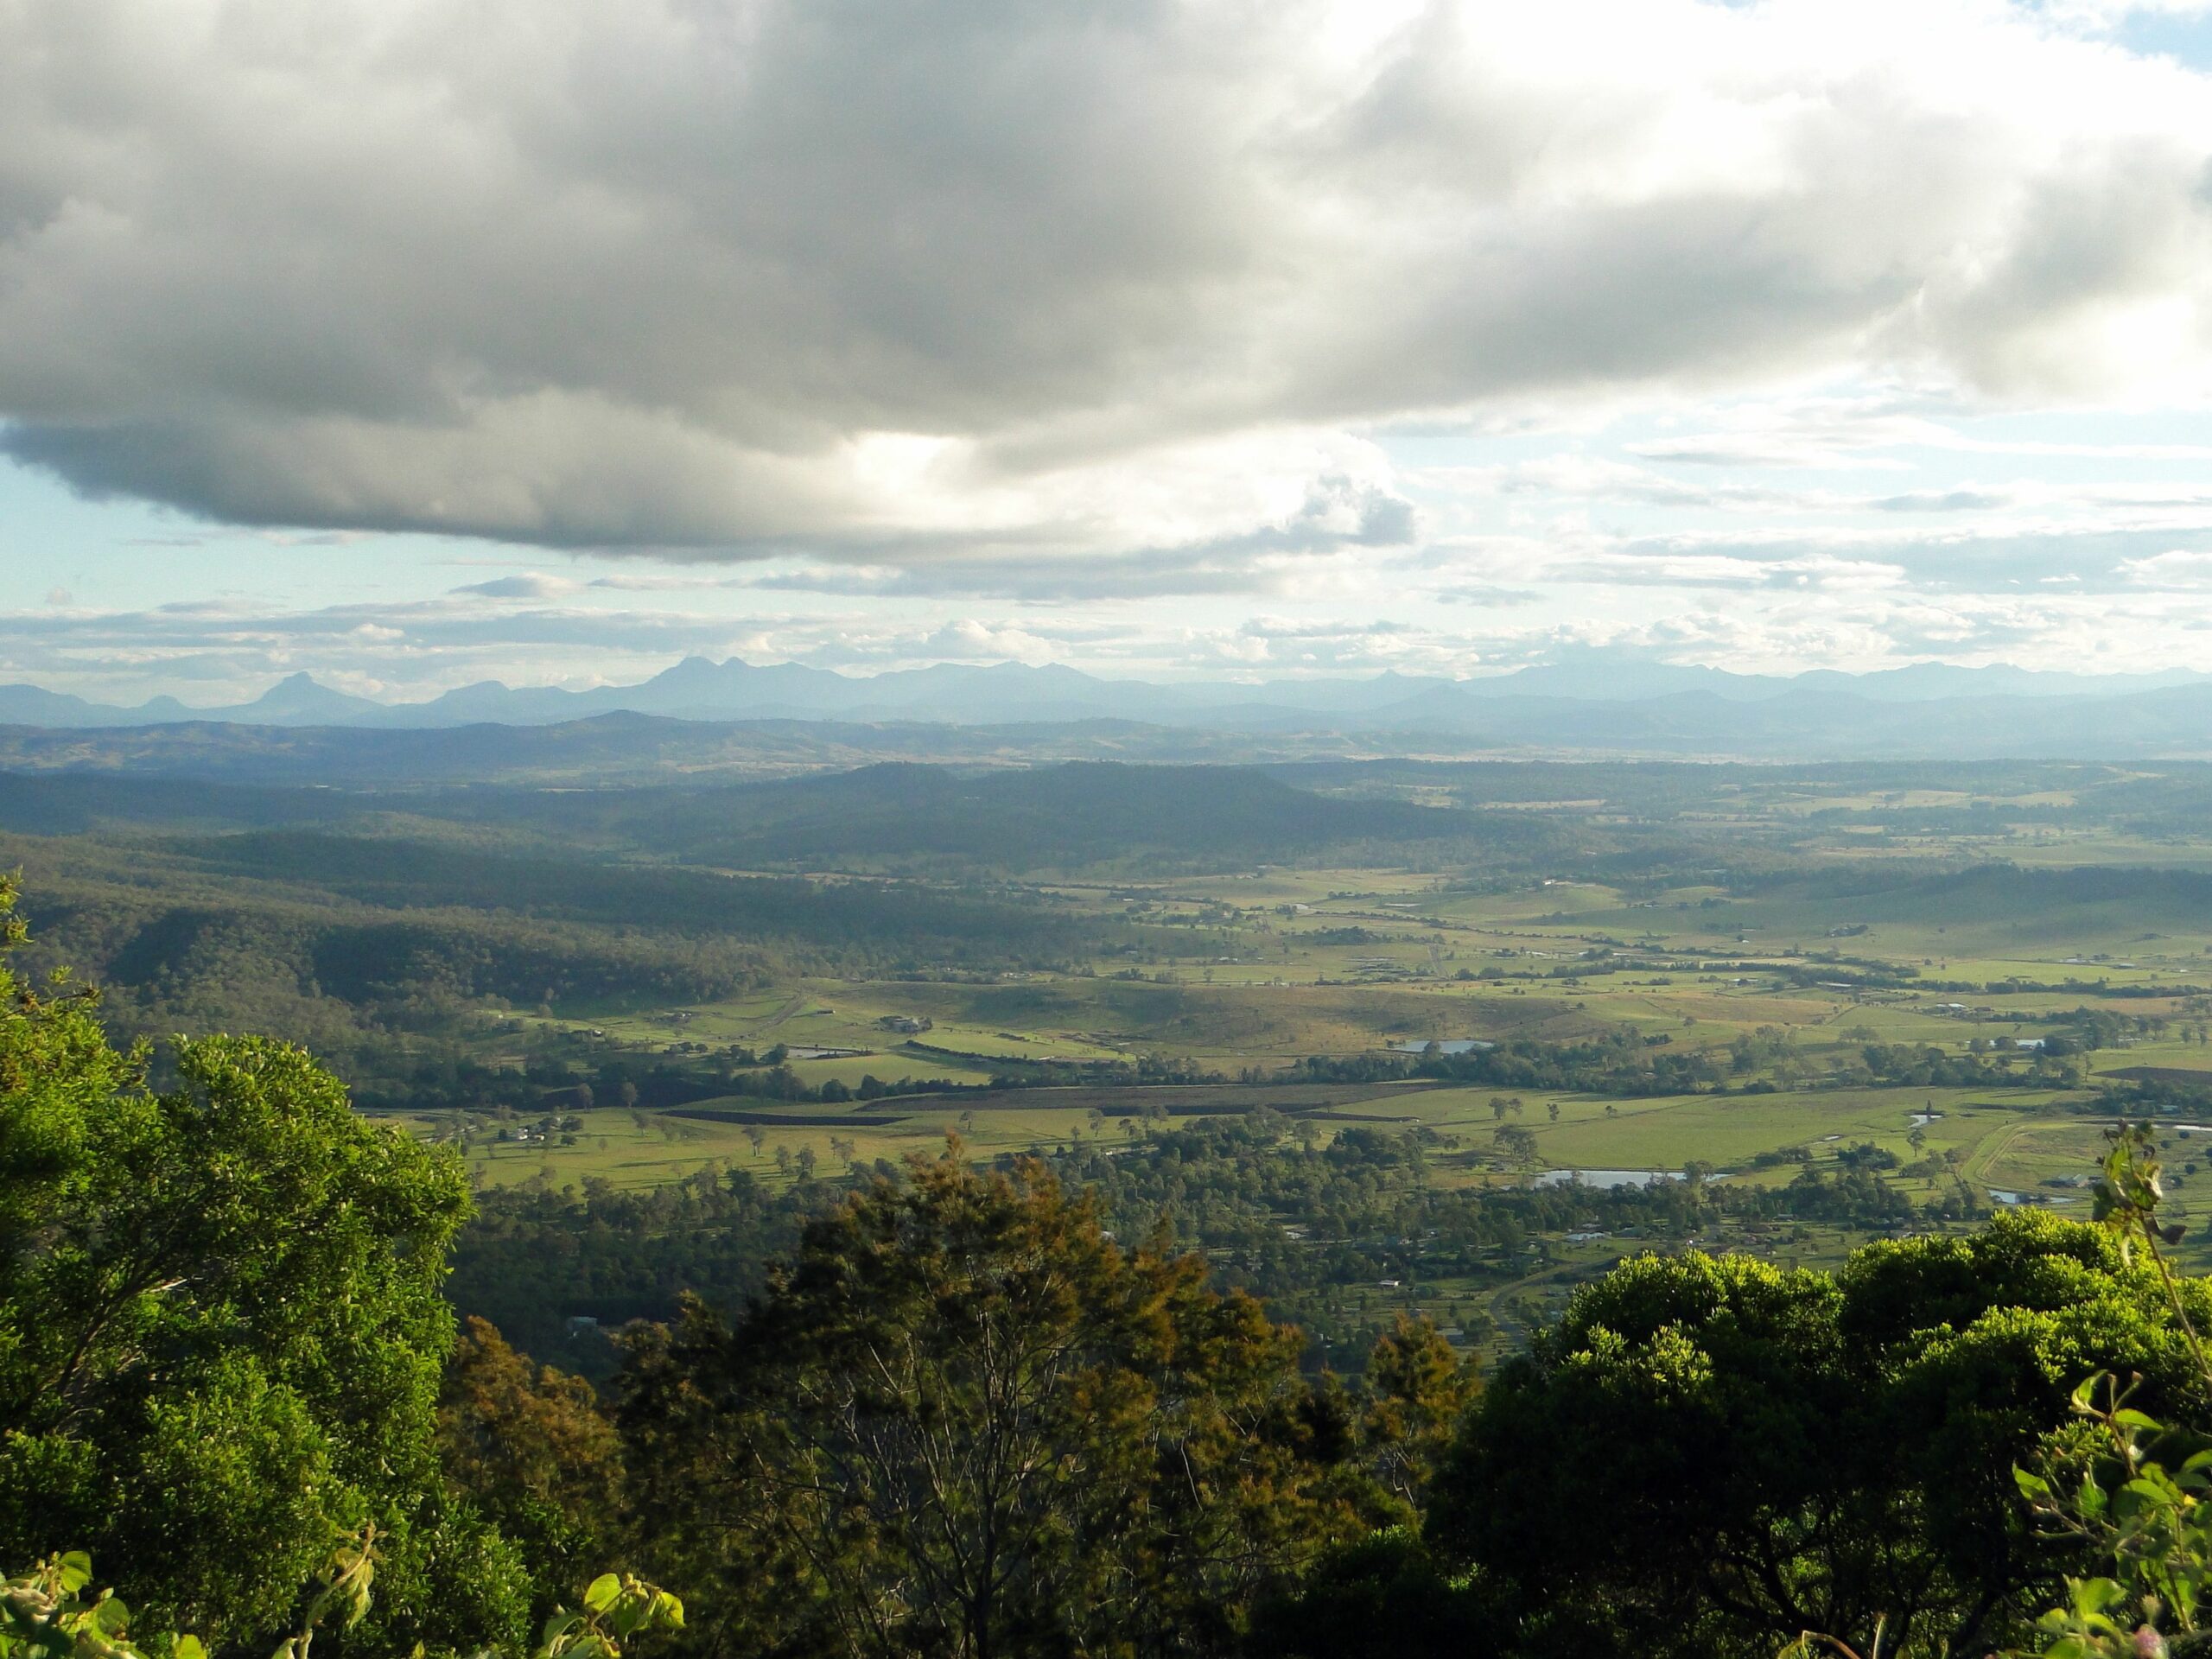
top-left (3, 810), bottom-right (1198, 1075)
top-left (2044, 1007), bottom-right (2169, 1049)
top-left (2092, 1074), bottom-right (2212, 1117)
top-left (11, 875), bottom-right (770, 1052)
top-left (1268, 1205), bottom-right (2212, 1658)
top-left (1299, 1024), bottom-right (2089, 1098)
top-left (615, 1157), bottom-right (1452, 1659)
top-left (448, 1167), bottom-right (823, 1371)
top-left (168, 830), bottom-right (1161, 975)
top-left (446, 1107), bottom-right (1984, 1377)
top-left (511, 760), bottom-right (1572, 875)
top-left (1847, 1040), bottom-right (2082, 1090)
top-left (1299, 1032), bottom-right (1732, 1096)
top-left (0, 880), bottom-right (523, 1655)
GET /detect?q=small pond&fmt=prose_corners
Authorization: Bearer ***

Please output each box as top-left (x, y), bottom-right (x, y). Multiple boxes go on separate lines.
top-left (1533, 1168), bottom-right (1681, 1190)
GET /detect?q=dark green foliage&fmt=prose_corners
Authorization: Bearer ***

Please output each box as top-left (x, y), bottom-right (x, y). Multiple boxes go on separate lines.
top-left (1297, 1032), bottom-right (1730, 1096)
top-left (0, 760), bottom-right (1572, 880)
top-left (0, 774), bottom-right (361, 837)
top-left (1427, 1211), bottom-right (2212, 1658)
top-left (166, 828), bottom-right (1131, 962)
top-left (7, 862), bottom-right (770, 1052)
top-left (0, 1536), bottom-right (683, 1659)
top-left (475, 761), bottom-right (1561, 874)
top-left (442, 1109), bottom-right (1910, 1388)
top-left (447, 1168), bottom-right (825, 1376)
top-left (438, 1319), bottom-right (630, 1632)
top-left (1028, 1115), bottom-right (1947, 1352)
top-left (616, 1156), bottom-right (1367, 1659)
top-left (1745, 861), bottom-right (2212, 923)
top-left (1246, 1530), bottom-right (1490, 1659)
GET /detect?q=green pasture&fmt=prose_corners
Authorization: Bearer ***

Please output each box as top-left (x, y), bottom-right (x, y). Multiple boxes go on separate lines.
top-left (432, 1082), bottom-right (1435, 1192)
top-left (428, 1103), bottom-right (976, 1193)
top-left (512, 858), bottom-right (2212, 1085)
top-left (1333, 1083), bottom-right (2069, 1182)
top-left (1156, 868), bottom-right (1446, 907)
top-left (421, 845), bottom-right (2212, 1224)
top-left (781, 1052), bottom-right (995, 1089)
top-left (2085, 1041), bottom-right (2212, 1078)
top-left (442, 1077), bottom-right (2101, 1209)
top-left (2002, 836), bottom-right (2212, 871)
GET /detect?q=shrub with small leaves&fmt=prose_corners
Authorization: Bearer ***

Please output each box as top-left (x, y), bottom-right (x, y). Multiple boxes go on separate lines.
top-left (2004, 1126), bottom-right (2212, 1659)
top-left (0, 1539), bottom-right (677, 1659)
top-left (2013, 1375), bottom-right (2212, 1658)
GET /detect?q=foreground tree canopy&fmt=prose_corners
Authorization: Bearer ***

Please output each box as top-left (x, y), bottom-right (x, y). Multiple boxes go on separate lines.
top-left (1422, 1211), bottom-right (2212, 1659)
top-left (619, 1154), bottom-right (1376, 1659)
top-left (0, 876), bottom-right (530, 1655)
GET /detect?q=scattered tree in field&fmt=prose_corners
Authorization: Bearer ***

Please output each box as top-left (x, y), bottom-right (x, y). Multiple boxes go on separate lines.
top-left (1493, 1124), bottom-right (1539, 1170)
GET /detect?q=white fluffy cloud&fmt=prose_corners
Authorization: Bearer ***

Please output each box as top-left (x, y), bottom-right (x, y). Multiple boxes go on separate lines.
top-left (5, 0), bottom-right (2212, 566)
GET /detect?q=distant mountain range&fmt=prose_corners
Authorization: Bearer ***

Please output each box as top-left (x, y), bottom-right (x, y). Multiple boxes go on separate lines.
top-left (5, 650), bottom-right (2212, 770)
top-left (5, 650), bottom-right (2209, 734)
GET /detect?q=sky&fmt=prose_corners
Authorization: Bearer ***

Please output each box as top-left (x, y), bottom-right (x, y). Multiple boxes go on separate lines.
top-left (5, 0), bottom-right (2212, 706)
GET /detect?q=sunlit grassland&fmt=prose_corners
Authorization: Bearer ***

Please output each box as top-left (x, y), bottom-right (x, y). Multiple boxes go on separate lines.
top-left (428, 1082), bottom-right (1431, 1192)
top-left (423, 1104), bottom-right (949, 1192)
top-left (1128, 868), bottom-right (1447, 906)
top-left (519, 866), bottom-right (2212, 1065)
top-left (452, 857), bottom-right (2212, 1214)
top-left (1315, 1083), bottom-right (2064, 1182)
top-left (435, 1076), bottom-right (2110, 1206)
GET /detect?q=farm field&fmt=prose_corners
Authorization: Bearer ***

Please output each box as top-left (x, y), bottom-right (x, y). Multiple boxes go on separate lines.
top-left (460, 836), bottom-right (2212, 1339)
top-left (462, 849), bottom-right (2212, 1199)
top-left (28, 753), bottom-right (2212, 1357)
top-left (437, 1074), bottom-right (2175, 1227)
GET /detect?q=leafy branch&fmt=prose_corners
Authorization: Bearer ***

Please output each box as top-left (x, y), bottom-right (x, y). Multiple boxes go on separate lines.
top-left (2008, 1123), bottom-right (2212, 1659)
top-left (0, 1535), bottom-right (680, 1659)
